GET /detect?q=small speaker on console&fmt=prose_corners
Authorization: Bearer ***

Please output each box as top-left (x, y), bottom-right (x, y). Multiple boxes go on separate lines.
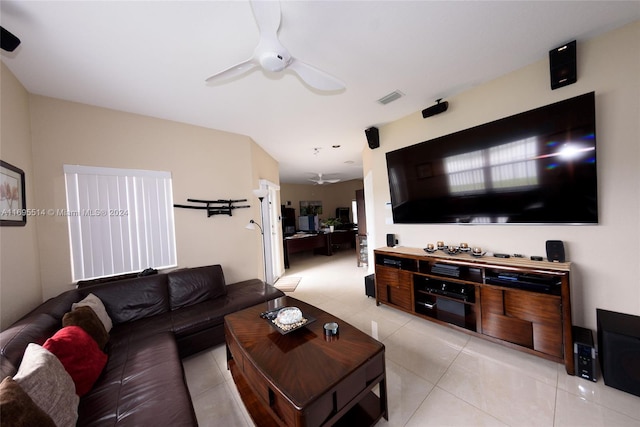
top-left (386, 233), bottom-right (397, 247)
top-left (365, 127), bottom-right (380, 149)
top-left (549, 40), bottom-right (577, 90)
top-left (546, 240), bottom-right (565, 262)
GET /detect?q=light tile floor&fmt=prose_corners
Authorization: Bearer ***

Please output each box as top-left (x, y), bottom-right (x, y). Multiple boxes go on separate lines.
top-left (183, 249), bottom-right (640, 426)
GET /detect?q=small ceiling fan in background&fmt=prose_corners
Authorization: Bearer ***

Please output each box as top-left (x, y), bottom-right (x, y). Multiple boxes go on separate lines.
top-left (205, 0), bottom-right (345, 91)
top-left (308, 173), bottom-right (340, 185)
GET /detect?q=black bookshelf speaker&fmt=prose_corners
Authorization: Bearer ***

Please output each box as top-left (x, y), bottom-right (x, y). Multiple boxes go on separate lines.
top-left (365, 127), bottom-right (379, 149)
top-left (386, 233), bottom-right (396, 247)
top-left (546, 240), bottom-right (565, 262)
top-left (549, 40), bottom-right (577, 90)
top-left (597, 309), bottom-right (640, 397)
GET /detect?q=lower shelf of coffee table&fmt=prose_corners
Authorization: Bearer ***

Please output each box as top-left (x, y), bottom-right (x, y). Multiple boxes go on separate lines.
top-left (229, 359), bottom-right (385, 427)
top-left (229, 360), bottom-right (280, 427)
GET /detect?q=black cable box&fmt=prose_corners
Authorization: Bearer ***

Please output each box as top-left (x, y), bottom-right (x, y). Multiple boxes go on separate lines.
top-left (382, 258), bottom-right (402, 268)
top-left (431, 263), bottom-right (460, 277)
top-left (426, 283), bottom-right (471, 302)
top-left (486, 272), bottom-right (559, 293)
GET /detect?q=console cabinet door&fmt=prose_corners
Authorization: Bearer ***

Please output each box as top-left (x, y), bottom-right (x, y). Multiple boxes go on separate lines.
top-left (375, 266), bottom-right (412, 311)
top-left (481, 286), bottom-right (563, 358)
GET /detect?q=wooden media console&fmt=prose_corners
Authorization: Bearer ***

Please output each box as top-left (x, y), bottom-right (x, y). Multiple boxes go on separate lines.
top-left (374, 246), bottom-right (574, 374)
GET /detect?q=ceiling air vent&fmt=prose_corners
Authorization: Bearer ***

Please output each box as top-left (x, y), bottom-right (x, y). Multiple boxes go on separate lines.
top-left (377, 90), bottom-right (404, 105)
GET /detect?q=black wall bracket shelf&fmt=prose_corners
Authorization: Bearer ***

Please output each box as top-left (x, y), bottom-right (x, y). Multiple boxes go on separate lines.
top-left (174, 198), bottom-right (250, 217)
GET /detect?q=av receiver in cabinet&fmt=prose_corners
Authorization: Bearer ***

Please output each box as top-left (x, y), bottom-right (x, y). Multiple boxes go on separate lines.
top-left (374, 246), bottom-right (574, 374)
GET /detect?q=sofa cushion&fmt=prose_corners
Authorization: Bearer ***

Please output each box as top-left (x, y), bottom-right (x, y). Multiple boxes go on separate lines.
top-left (171, 297), bottom-right (228, 338)
top-left (62, 306), bottom-right (109, 349)
top-left (81, 274), bottom-right (170, 324)
top-left (13, 343), bottom-right (79, 427)
top-left (167, 264), bottom-right (227, 310)
top-left (107, 312), bottom-right (174, 350)
top-left (224, 279), bottom-right (285, 313)
top-left (78, 332), bottom-right (197, 426)
top-left (170, 280), bottom-right (282, 339)
top-left (43, 326), bottom-right (108, 397)
top-left (0, 376), bottom-right (56, 427)
top-left (72, 293), bottom-right (113, 332)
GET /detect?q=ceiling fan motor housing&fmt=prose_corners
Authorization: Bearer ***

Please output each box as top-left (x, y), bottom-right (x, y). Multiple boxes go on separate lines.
top-left (206, 0), bottom-right (344, 91)
top-left (259, 51), bottom-right (289, 72)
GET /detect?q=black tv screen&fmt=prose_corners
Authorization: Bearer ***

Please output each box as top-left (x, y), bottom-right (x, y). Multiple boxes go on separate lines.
top-left (386, 92), bottom-right (597, 224)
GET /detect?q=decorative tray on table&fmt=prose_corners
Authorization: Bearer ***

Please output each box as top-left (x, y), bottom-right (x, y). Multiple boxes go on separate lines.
top-left (260, 306), bottom-right (316, 335)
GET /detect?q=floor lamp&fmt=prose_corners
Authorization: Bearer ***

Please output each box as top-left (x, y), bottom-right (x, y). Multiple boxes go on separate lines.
top-left (246, 188), bottom-right (269, 285)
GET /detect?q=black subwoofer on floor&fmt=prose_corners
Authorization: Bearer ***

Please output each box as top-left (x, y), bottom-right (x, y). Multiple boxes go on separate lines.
top-left (597, 308), bottom-right (640, 397)
top-left (365, 274), bottom-right (375, 298)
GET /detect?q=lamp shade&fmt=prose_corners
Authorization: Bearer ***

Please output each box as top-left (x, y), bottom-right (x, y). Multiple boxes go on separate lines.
top-left (253, 189), bottom-right (268, 199)
top-left (245, 219), bottom-right (262, 233)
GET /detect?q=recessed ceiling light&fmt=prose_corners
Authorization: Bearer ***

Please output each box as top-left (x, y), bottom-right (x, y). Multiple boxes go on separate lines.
top-left (344, 160), bottom-right (354, 164)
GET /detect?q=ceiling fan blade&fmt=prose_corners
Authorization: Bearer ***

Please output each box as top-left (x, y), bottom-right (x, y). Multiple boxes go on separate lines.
top-left (325, 179), bottom-right (340, 183)
top-left (250, 0), bottom-right (281, 38)
top-left (205, 58), bottom-right (258, 83)
top-left (288, 59), bottom-right (345, 91)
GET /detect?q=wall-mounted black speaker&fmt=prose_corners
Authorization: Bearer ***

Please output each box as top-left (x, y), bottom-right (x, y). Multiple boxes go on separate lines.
top-left (597, 308), bottom-right (640, 397)
top-left (422, 99), bottom-right (449, 118)
top-left (546, 240), bottom-right (565, 262)
top-left (1, 27), bottom-right (21, 52)
top-left (386, 233), bottom-right (396, 247)
top-left (549, 40), bottom-right (577, 90)
top-left (365, 127), bottom-right (380, 149)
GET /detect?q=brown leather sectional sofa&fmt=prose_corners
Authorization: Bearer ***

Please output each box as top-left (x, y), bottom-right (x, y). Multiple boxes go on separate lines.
top-left (0, 265), bottom-right (284, 426)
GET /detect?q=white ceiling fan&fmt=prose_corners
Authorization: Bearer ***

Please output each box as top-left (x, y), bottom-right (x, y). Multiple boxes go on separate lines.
top-left (205, 0), bottom-right (345, 91)
top-left (309, 173), bottom-right (340, 185)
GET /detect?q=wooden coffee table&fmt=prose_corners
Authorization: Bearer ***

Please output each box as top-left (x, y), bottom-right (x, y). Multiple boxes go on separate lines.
top-left (224, 296), bottom-right (388, 427)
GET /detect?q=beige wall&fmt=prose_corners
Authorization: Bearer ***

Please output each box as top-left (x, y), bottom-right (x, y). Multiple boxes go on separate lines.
top-left (0, 63), bottom-right (42, 329)
top-left (365, 21), bottom-right (640, 330)
top-left (0, 63), bottom-right (279, 328)
top-left (280, 179), bottom-right (364, 226)
top-left (27, 96), bottom-right (278, 301)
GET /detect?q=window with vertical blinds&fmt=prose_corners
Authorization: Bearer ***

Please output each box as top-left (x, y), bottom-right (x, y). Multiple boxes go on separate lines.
top-left (63, 165), bottom-right (177, 282)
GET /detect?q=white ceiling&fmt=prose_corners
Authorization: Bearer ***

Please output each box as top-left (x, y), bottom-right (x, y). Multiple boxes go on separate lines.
top-left (2, 1), bottom-right (638, 184)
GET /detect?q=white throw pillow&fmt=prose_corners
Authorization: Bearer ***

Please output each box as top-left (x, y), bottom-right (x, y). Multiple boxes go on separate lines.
top-left (13, 343), bottom-right (79, 427)
top-left (72, 293), bottom-right (113, 332)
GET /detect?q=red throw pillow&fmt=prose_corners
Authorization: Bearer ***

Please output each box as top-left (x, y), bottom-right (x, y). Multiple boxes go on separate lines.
top-left (43, 326), bottom-right (108, 396)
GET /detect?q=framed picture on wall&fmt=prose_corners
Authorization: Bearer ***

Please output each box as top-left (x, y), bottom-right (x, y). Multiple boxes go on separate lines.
top-left (1, 160), bottom-right (27, 226)
top-left (300, 201), bottom-right (322, 216)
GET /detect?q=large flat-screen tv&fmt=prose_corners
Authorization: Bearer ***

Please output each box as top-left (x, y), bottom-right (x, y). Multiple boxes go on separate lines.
top-left (386, 92), bottom-right (597, 224)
